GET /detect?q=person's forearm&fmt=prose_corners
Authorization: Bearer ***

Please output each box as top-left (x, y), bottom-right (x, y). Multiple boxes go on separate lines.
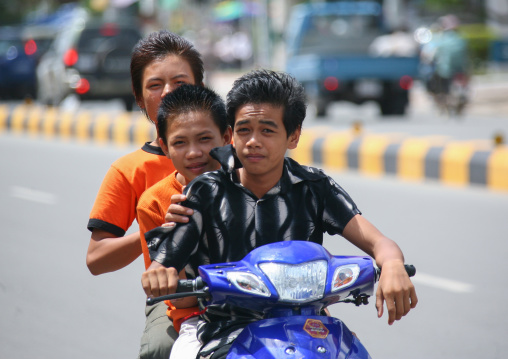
top-left (86, 231), bottom-right (142, 275)
top-left (372, 237), bottom-right (405, 269)
top-left (148, 224), bottom-right (199, 271)
top-left (342, 215), bottom-right (405, 268)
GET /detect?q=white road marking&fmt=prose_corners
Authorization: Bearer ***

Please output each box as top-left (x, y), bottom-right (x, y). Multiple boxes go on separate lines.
top-left (9, 186), bottom-right (57, 205)
top-left (412, 272), bottom-right (474, 293)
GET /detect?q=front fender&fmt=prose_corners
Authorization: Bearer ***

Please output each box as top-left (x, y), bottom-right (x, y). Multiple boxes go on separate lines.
top-left (227, 316), bottom-right (371, 359)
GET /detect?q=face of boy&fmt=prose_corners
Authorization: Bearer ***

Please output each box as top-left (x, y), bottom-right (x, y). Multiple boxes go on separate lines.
top-left (160, 111), bottom-right (232, 184)
top-left (233, 103), bottom-right (300, 183)
top-left (139, 54), bottom-right (196, 123)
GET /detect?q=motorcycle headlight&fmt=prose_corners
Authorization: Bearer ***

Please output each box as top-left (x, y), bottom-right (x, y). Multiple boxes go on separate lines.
top-left (259, 260), bottom-right (327, 303)
top-left (227, 272), bottom-right (271, 297)
top-left (331, 264), bottom-right (360, 292)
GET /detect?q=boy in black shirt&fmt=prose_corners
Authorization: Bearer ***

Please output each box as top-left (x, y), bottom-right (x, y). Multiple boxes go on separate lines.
top-left (142, 70), bottom-right (418, 358)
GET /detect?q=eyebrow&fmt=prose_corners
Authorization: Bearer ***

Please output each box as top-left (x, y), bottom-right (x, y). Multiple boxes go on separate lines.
top-left (236, 119), bottom-right (279, 128)
top-left (170, 129), bottom-right (214, 140)
top-left (171, 73), bottom-right (191, 80)
top-left (195, 130), bottom-right (214, 137)
top-left (146, 73), bottom-right (191, 83)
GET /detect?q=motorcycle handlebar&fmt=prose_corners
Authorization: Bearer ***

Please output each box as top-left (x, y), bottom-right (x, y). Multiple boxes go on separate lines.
top-left (405, 264), bottom-right (416, 277)
top-left (376, 264), bottom-right (416, 282)
top-left (146, 265), bottom-right (416, 305)
top-left (146, 277), bottom-right (207, 306)
top-left (176, 278), bottom-right (200, 293)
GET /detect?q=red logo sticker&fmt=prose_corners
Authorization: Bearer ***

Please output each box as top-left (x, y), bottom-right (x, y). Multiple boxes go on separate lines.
top-left (303, 319), bottom-right (329, 339)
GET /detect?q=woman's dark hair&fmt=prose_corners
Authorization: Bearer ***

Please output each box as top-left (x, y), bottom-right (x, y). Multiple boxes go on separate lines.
top-left (226, 69), bottom-right (306, 137)
top-left (157, 85), bottom-right (228, 145)
top-left (130, 30), bottom-right (204, 120)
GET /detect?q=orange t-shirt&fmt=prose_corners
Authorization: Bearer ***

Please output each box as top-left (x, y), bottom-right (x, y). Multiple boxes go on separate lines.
top-left (138, 171), bottom-right (183, 268)
top-left (88, 142), bottom-right (175, 236)
top-left (137, 171), bottom-right (200, 332)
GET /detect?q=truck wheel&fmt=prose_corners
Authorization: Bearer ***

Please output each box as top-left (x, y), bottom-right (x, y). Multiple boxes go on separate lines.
top-left (379, 92), bottom-right (408, 116)
top-left (316, 102), bottom-right (327, 118)
top-left (379, 100), bottom-right (391, 116)
top-left (123, 97), bottom-right (135, 112)
top-left (308, 97), bottom-right (328, 118)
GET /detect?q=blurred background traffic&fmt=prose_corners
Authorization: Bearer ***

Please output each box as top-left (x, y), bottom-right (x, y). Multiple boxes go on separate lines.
top-left (1, 0), bottom-right (508, 115)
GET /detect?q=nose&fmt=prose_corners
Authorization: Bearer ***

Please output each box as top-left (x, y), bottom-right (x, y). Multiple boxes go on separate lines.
top-left (245, 133), bottom-right (261, 148)
top-left (186, 143), bottom-right (203, 159)
top-left (161, 83), bottom-right (172, 97)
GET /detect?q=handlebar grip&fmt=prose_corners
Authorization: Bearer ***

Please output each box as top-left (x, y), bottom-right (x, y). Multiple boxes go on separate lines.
top-left (176, 279), bottom-right (195, 293)
top-left (145, 279), bottom-right (195, 306)
top-left (405, 264), bottom-right (416, 277)
top-left (146, 278), bottom-right (206, 306)
top-left (376, 264), bottom-right (416, 281)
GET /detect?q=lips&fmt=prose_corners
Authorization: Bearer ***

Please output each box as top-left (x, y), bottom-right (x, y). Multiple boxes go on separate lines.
top-left (245, 153), bottom-right (265, 162)
top-left (186, 162), bottom-right (207, 174)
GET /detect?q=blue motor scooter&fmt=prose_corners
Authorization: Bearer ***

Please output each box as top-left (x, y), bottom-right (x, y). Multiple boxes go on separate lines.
top-left (148, 241), bottom-right (415, 358)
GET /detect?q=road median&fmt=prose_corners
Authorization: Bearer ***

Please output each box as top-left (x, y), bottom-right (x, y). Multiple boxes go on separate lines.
top-left (1, 91), bottom-right (507, 192)
top-left (289, 128), bottom-right (508, 192)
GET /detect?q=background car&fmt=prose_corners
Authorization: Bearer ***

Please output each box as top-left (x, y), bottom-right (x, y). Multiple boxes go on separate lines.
top-left (22, 24), bottom-right (59, 64)
top-left (36, 14), bottom-right (142, 111)
top-left (0, 26), bottom-right (38, 100)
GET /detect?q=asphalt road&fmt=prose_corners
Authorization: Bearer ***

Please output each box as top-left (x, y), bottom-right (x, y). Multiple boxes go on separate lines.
top-left (322, 171), bottom-right (508, 358)
top-left (0, 132), bottom-right (507, 358)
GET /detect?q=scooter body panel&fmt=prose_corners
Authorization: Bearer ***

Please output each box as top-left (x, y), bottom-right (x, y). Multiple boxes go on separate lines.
top-left (227, 316), bottom-right (371, 359)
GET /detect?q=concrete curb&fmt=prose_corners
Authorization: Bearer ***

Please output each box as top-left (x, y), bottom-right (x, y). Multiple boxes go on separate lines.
top-left (2, 103), bottom-right (507, 192)
top-left (289, 127), bottom-right (508, 192)
top-left (0, 103), bottom-right (154, 147)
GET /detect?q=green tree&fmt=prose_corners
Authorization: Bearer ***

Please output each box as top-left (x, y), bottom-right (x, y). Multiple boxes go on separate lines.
top-left (0, 0), bottom-right (79, 25)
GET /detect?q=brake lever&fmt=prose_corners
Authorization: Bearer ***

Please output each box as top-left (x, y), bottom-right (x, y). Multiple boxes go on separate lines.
top-left (146, 288), bottom-right (209, 306)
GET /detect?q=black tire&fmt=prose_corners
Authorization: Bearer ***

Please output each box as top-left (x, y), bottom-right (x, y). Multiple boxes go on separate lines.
top-left (308, 96), bottom-right (328, 118)
top-left (379, 99), bottom-right (392, 116)
top-left (379, 90), bottom-right (408, 116)
top-left (316, 101), bottom-right (327, 118)
top-left (123, 97), bottom-right (135, 112)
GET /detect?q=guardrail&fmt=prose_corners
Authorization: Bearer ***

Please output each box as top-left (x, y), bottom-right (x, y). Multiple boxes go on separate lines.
top-left (290, 127), bottom-right (508, 192)
top-left (2, 103), bottom-right (507, 192)
top-left (0, 103), bottom-right (155, 146)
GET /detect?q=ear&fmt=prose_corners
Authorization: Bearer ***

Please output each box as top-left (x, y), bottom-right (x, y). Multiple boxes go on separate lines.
top-left (158, 137), bottom-right (170, 158)
top-left (287, 126), bottom-right (301, 150)
top-left (223, 126), bottom-right (233, 146)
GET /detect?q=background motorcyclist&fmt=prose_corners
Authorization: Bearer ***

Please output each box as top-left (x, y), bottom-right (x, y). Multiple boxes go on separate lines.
top-left (423, 14), bottom-right (469, 112)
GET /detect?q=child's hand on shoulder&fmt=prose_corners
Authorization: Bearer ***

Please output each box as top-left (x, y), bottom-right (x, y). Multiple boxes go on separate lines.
top-left (376, 260), bottom-right (418, 325)
top-left (164, 193), bottom-right (193, 226)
